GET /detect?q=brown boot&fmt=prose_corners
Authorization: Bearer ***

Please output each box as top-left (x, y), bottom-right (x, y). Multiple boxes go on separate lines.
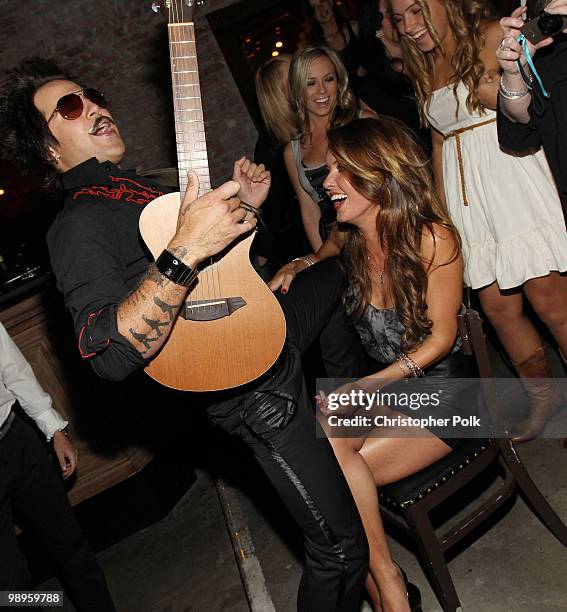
top-left (511, 346), bottom-right (564, 443)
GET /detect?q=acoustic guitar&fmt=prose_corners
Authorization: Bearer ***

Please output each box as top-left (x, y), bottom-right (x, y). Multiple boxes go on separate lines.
top-left (139, 0), bottom-right (286, 392)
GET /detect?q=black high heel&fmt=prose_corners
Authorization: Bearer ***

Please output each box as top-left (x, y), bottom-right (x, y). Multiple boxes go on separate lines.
top-left (397, 565), bottom-right (423, 612)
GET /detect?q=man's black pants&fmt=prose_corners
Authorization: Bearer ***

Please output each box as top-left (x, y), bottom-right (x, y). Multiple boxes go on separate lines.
top-left (208, 258), bottom-right (369, 612)
top-left (0, 414), bottom-right (115, 612)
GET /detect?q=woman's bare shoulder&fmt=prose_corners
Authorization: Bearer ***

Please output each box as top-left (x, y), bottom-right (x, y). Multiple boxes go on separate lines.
top-left (421, 222), bottom-right (460, 265)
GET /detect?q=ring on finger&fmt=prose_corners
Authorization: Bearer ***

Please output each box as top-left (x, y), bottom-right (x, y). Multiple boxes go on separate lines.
top-left (499, 39), bottom-right (509, 51)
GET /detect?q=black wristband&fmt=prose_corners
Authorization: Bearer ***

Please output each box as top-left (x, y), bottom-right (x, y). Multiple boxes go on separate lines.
top-left (155, 250), bottom-right (198, 287)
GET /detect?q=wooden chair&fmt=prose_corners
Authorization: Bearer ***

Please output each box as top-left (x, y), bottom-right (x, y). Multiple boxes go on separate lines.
top-left (379, 308), bottom-right (567, 612)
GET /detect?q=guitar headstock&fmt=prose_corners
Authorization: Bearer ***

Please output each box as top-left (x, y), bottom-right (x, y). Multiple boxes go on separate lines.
top-left (152, 0), bottom-right (207, 23)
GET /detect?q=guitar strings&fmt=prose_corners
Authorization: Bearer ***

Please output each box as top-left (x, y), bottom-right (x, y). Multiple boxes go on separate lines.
top-left (171, 1), bottom-right (198, 312)
top-left (170, 0), bottom-right (193, 312)
top-left (170, 1), bottom-right (227, 322)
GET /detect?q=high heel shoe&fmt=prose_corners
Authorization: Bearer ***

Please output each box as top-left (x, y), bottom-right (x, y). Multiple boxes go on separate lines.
top-left (397, 565), bottom-right (423, 612)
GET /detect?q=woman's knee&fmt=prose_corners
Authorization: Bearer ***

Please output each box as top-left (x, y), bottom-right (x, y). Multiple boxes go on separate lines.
top-left (479, 294), bottom-right (523, 329)
top-left (526, 291), bottom-right (567, 329)
top-left (328, 436), bottom-right (360, 464)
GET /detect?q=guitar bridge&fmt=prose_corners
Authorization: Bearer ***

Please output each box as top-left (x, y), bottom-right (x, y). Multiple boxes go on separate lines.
top-left (180, 297), bottom-right (246, 321)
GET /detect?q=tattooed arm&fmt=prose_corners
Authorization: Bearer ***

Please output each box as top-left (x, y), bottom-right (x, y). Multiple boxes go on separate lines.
top-left (116, 257), bottom-right (189, 359)
top-left (48, 165), bottom-right (264, 381)
top-left (115, 173), bottom-right (257, 360)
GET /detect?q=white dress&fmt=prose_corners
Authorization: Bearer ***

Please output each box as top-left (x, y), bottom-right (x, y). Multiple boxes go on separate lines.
top-left (427, 81), bottom-right (567, 289)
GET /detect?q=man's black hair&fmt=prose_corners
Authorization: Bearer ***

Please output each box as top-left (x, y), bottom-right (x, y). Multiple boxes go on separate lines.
top-left (0, 57), bottom-right (72, 187)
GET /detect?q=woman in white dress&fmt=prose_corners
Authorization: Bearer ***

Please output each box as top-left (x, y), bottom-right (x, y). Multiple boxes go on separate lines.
top-left (389, 0), bottom-right (567, 440)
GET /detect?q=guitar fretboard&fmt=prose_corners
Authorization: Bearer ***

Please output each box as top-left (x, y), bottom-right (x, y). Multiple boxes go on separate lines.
top-left (168, 22), bottom-right (211, 197)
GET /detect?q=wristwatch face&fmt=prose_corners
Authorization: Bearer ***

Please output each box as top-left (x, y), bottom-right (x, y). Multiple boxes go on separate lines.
top-left (156, 250), bottom-right (197, 287)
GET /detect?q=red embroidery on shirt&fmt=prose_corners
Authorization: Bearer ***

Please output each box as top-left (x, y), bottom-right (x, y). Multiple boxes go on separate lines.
top-left (73, 176), bottom-right (165, 205)
top-left (78, 310), bottom-right (110, 359)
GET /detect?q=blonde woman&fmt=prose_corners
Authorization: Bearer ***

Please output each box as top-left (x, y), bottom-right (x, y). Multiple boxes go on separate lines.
top-left (284, 45), bottom-right (373, 251)
top-left (255, 54), bottom-right (295, 147)
top-left (253, 54), bottom-right (309, 272)
top-left (390, 0), bottom-right (567, 441)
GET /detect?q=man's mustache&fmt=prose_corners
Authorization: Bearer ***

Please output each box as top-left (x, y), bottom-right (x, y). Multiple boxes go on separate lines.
top-left (89, 115), bottom-right (117, 135)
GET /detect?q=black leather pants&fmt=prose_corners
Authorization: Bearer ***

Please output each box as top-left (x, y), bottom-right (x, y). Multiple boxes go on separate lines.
top-left (207, 259), bottom-right (369, 611)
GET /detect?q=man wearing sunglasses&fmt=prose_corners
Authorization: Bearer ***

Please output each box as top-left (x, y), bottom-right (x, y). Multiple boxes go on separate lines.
top-left (0, 57), bottom-right (369, 611)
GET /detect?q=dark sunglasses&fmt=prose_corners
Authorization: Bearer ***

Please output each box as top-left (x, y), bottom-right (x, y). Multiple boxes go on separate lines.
top-left (47, 88), bottom-right (107, 123)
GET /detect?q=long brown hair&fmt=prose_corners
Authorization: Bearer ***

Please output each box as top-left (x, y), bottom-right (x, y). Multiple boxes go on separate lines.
top-left (389, 0), bottom-right (498, 126)
top-left (255, 54), bottom-right (295, 145)
top-left (288, 46), bottom-right (357, 142)
top-left (328, 117), bottom-right (460, 351)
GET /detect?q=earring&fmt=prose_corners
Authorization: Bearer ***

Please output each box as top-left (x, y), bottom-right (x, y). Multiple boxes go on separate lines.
top-left (53, 153), bottom-right (61, 164)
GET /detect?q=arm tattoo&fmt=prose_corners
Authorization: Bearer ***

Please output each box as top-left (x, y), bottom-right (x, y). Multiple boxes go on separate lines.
top-left (145, 264), bottom-right (168, 288)
top-left (128, 296), bottom-right (182, 353)
top-left (153, 295), bottom-right (177, 321)
top-left (126, 247), bottom-right (189, 352)
top-left (124, 287), bottom-right (148, 307)
top-left (170, 245), bottom-right (188, 258)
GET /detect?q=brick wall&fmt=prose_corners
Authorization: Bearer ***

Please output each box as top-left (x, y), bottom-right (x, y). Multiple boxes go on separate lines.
top-left (0, 0), bottom-right (258, 186)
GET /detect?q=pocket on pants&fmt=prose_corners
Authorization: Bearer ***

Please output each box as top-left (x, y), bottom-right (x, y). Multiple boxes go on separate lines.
top-left (241, 390), bottom-right (297, 436)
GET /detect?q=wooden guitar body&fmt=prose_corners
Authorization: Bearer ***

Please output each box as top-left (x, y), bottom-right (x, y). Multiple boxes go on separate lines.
top-left (140, 3), bottom-right (286, 392)
top-left (140, 192), bottom-right (286, 392)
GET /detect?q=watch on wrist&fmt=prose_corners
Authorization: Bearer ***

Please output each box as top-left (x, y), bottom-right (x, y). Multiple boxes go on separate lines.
top-left (155, 249), bottom-right (199, 287)
top-left (53, 426), bottom-right (70, 440)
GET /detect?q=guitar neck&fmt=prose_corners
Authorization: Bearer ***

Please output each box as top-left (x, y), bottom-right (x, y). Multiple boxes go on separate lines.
top-left (168, 20), bottom-right (211, 197)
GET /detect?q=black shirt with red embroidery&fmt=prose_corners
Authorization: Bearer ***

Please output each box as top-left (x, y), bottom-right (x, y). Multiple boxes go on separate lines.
top-left (47, 158), bottom-right (172, 382)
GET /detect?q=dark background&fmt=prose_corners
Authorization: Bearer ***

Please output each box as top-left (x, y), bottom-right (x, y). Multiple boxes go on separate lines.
top-left (0, 0), bottom-right (521, 283)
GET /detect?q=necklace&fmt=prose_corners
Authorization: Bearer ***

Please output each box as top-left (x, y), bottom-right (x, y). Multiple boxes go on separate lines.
top-left (367, 255), bottom-right (385, 285)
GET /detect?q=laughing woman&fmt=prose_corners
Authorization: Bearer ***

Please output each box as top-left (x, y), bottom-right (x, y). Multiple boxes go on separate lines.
top-left (308, 116), bottom-right (473, 612)
top-left (284, 45), bottom-right (373, 251)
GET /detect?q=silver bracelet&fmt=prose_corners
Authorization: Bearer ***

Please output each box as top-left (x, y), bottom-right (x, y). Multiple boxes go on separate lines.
top-left (292, 256), bottom-right (315, 267)
top-left (396, 359), bottom-right (411, 378)
top-left (397, 353), bottom-right (425, 378)
top-left (499, 77), bottom-right (529, 100)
